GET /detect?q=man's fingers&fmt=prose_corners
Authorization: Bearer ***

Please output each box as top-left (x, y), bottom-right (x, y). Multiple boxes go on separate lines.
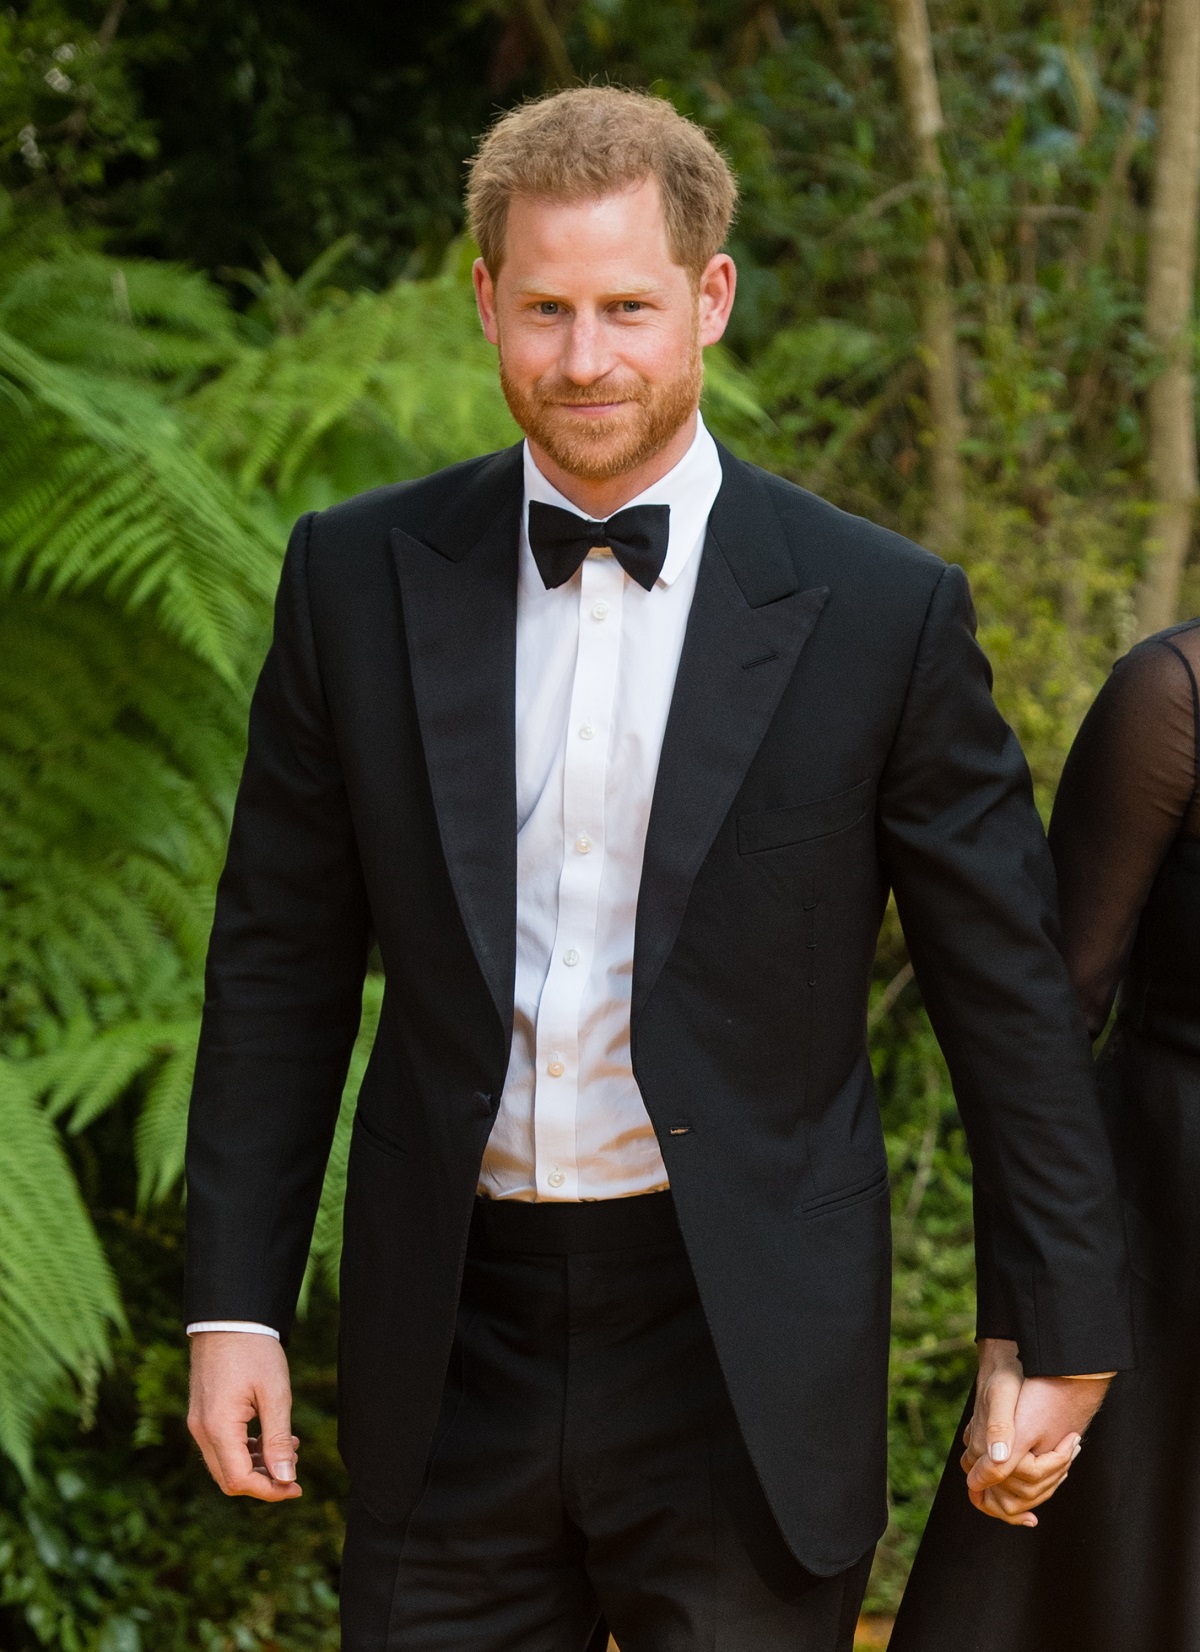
top-left (194, 1420), bottom-right (301, 1500)
top-left (967, 1425), bottom-right (1024, 1491)
top-left (211, 1425), bottom-right (302, 1500)
top-left (204, 1415), bottom-right (259, 1493)
top-left (970, 1440), bottom-right (1078, 1523)
top-left (1007, 1437), bottom-right (1079, 1487)
top-left (248, 1433), bottom-right (300, 1471)
top-left (194, 1432), bottom-right (236, 1495)
top-left (258, 1380), bottom-right (299, 1483)
top-left (969, 1476), bottom-right (1039, 1526)
top-left (979, 1469), bottom-right (1069, 1520)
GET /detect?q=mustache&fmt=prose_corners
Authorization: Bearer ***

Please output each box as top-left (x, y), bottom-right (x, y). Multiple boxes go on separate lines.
top-left (531, 382), bottom-right (649, 408)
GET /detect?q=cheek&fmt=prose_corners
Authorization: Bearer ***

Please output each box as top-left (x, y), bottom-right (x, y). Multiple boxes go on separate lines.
top-left (498, 324), bottom-right (560, 387)
top-left (615, 318), bottom-right (694, 381)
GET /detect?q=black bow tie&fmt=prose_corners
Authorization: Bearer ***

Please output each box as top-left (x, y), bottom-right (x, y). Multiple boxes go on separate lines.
top-left (527, 500), bottom-right (671, 593)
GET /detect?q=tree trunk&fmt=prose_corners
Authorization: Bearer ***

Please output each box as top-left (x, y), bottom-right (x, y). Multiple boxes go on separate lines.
top-left (887, 0), bottom-right (965, 549)
top-left (1136, 0), bottom-right (1200, 637)
top-left (518, 0), bottom-right (574, 87)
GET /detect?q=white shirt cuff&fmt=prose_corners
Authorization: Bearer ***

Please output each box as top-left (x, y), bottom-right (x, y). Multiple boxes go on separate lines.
top-left (186, 1320), bottom-right (280, 1339)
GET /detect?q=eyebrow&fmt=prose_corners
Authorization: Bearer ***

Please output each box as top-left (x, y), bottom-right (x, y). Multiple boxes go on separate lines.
top-left (512, 282), bottom-right (665, 299)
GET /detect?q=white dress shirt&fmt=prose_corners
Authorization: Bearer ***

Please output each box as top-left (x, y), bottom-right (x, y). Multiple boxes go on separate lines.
top-left (188, 415), bottom-right (722, 1330)
top-left (481, 415), bottom-right (721, 1200)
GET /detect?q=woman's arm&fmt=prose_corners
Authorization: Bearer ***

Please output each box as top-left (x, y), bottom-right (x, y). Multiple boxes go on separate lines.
top-left (1049, 631), bottom-right (1200, 1037)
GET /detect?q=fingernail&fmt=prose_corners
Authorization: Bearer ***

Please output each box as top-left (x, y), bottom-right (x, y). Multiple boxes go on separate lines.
top-left (271, 1460), bottom-right (295, 1481)
top-left (1071, 1442), bottom-right (1082, 1461)
top-left (989, 1442), bottom-right (1010, 1462)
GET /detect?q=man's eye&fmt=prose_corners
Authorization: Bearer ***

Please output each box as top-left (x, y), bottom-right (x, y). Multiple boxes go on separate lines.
top-left (537, 302), bottom-right (560, 315)
top-left (619, 301), bottom-right (643, 312)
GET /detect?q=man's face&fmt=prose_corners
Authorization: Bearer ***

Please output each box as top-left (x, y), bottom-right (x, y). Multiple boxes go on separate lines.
top-left (473, 179), bottom-right (735, 482)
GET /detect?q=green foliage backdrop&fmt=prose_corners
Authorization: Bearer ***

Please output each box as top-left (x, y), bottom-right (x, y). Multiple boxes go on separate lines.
top-left (0, 0), bottom-right (1184, 1644)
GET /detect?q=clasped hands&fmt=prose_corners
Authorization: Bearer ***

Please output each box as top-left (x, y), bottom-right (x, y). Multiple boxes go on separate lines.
top-left (963, 1337), bottom-right (1110, 1527)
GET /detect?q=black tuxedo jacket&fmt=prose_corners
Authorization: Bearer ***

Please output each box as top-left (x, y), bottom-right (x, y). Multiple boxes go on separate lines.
top-left (185, 441), bottom-right (1133, 1574)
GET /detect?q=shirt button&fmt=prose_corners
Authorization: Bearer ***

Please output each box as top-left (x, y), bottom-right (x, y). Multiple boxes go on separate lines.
top-left (592, 601), bottom-right (609, 620)
top-left (563, 948), bottom-right (580, 967)
top-left (576, 835), bottom-right (592, 854)
top-left (547, 1169), bottom-right (566, 1189)
top-left (578, 723), bottom-right (595, 740)
top-left (547, 1056), bottom-right (565, 1077)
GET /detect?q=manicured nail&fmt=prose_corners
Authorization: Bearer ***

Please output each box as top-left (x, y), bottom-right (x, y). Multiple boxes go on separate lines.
top-left (1070, 1442), bottom-right (1082, 1461)
top-left (989, 1441), bottom-right (1010, 1462)
top-left (272, 1460), bottom-right (295, 1481)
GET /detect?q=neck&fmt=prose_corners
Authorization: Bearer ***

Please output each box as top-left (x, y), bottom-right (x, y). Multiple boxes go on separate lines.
top-left (527, 411), bottom-right (699, 519)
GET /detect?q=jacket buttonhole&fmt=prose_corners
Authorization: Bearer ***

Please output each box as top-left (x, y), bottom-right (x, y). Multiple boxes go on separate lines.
top-left (668, 1125), bottom-right (692, 1136)
top-left (742, 650), bottom-right (779, 670)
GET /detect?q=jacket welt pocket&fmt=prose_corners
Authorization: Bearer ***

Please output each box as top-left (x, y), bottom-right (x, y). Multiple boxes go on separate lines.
top-left (353, 1109), bottom-right (408, 1160)
top-left (738, 779), bottom-right (872, 856)
top-left (800, 1166), bottom-right (889, 1220)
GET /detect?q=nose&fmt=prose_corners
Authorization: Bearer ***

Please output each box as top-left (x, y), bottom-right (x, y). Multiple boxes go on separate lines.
top-left (559, 310), bottom-right (614, 386)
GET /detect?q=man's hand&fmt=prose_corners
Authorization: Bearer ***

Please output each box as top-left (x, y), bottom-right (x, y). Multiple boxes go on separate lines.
top-left (188, 1331), bottom-right (302, 1501)
top-left (961, 1337), bottom-right (1110, 1527)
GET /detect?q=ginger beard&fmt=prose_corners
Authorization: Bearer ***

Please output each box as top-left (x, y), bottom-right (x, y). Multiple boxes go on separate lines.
top-left (498, 321), bottom-right (703, 483)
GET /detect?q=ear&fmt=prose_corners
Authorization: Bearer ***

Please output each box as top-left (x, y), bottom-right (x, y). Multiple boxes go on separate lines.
top-left (473, 258), bottom-right (500, 345)
top-left (697, 253), bottom-right (737, 348)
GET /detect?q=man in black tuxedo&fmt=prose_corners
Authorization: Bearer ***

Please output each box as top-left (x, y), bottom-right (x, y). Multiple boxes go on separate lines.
top-left (185, 87), bottom-right (1133, 1650)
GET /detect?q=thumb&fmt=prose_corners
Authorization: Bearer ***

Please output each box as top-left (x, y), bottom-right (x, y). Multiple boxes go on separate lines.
top-left (967, 1366), bottom-right (1022, 1491)
top-left (258, 1377), bottom-right (297, 1483)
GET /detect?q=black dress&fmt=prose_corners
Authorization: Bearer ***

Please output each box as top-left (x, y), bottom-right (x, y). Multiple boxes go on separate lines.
top-left (890, 619), bottom-right (1200, 1652)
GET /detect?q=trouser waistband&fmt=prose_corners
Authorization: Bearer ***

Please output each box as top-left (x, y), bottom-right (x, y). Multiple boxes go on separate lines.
top-left (470, 1190), bottom-right (681, 1254)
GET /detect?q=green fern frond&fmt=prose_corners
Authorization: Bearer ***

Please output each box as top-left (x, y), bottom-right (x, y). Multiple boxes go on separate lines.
top-left (299, 975), bottom-right (385, 1309)
top-left (0, 331), bottom-right (280, 684)
top-left (190, 270), bottom-right (519, 512)
top-left (26, 1017), bottom-right (197, 1137)
top-left (0, 596), bottom-right (236, 1042)
top-left (134, 1037), bottom-right (200, 1206)
top-left (0, 253), bottom-right (239, 386)
top-left (0, 1065), bottom-right (125, 1478)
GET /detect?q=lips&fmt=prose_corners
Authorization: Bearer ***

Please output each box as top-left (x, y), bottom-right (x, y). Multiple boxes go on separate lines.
top-left (551, 400), bottom-right (638, 414)
top-left (556, 403), bottom-right (629, 416)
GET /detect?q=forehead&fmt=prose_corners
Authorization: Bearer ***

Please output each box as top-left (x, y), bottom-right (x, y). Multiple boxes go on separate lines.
top-left (501, 179), bottom-right (683, 288)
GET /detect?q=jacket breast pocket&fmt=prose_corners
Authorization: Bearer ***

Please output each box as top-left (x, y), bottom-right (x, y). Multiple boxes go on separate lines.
top-left (737, 779), bottom-right (872, 857)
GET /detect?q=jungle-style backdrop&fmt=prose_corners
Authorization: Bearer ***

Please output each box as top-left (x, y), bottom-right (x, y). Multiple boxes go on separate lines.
top-left (1, 0), bottom-right (1197, 1645)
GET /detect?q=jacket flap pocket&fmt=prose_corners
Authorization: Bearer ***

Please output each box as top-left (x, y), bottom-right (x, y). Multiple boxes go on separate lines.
top-left (738, 778), bottom-right (871, 856)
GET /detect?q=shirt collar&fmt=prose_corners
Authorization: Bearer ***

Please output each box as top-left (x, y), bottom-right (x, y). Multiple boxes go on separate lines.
top-left (521, 413), bottom-right (723, 589)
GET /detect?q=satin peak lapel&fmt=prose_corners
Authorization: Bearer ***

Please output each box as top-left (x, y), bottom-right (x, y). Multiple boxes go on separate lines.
top-left (632, 448), bottom-right (828, 1026)
top-left (390, 446), bottom-right (523, 1041)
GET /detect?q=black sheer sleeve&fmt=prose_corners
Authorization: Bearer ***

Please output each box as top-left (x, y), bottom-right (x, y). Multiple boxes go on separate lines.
top-left (1048, 621), bottom-right (1200, 1039)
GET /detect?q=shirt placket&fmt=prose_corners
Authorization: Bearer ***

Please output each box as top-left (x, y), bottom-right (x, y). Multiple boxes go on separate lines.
top-left (533, 552), bottom-right (624, 1197)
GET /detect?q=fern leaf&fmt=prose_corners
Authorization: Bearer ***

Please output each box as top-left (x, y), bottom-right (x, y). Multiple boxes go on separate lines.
top-left (0, 1066), bottom-right (124, 1478)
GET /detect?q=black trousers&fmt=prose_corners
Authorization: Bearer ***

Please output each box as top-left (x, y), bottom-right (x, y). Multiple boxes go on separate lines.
top-left (341, 1192), bottom-right (873, 1651)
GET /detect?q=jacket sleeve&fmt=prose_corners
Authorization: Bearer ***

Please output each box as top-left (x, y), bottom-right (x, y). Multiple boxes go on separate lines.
top-left (184, 512), bottom-right (371, 1338)
top-left (878, 561), bottom-right (1133, 1375)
